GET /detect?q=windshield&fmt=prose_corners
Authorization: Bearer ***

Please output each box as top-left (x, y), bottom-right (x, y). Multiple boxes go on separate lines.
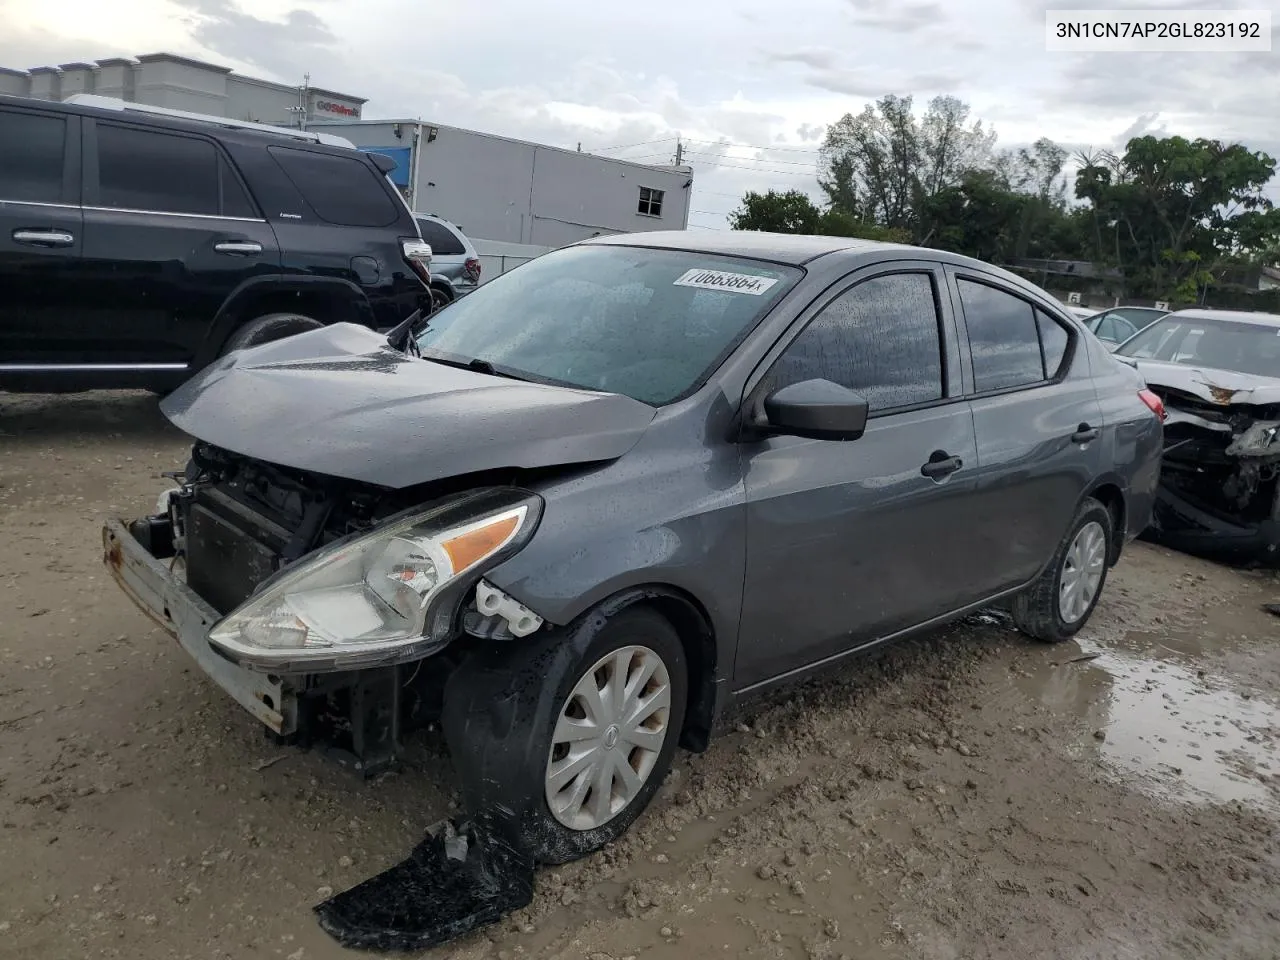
top-left (1114, 315), bottom-right (1280, 378)
top-left (413, 244), bottom-right (801, 405)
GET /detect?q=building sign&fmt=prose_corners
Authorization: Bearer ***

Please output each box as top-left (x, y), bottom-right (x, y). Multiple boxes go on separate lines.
top-left (316, 100), bottom-right (359, 117)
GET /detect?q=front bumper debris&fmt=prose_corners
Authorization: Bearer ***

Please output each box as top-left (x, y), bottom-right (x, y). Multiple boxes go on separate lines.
top-left (102, 518), bottom-right (297, 735)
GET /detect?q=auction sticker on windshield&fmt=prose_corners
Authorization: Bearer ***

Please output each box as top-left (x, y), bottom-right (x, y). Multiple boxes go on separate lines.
top-left (673, 268), bottom-right (780, 295)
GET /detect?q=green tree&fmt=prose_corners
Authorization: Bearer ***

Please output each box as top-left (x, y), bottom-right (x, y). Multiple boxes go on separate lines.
top-left (1074, 135), bottom-right (1280, 299)
top-left (817, 94), bottom-right (996, 240)
top-left (728, 189), bottom-right (823, 233)
top-left (728, 189), bottom-right (910, 242)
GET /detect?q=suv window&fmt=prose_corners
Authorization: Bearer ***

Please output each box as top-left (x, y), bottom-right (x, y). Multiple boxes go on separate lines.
top-left (269, 147), bottom-right (398, 227)
top-left (0, 109), bottom-right (67, 204)
top-left (97, 124), bottom-right (221, 216)
top-left (417, 219), bottom-right (466, 256)
top-left (771, 272), bottom-right (945, 412)
top-left (959, 279), bottom-right (1069, 392)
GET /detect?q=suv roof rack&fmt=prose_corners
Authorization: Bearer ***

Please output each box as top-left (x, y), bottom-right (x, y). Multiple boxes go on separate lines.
top-left (62, 94), bottom-right (358, 149)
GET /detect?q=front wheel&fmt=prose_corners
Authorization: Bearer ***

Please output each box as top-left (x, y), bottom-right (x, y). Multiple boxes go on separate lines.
top-left (1012, 497), bottom-right (1113, 643)
top-left (442, 605), bottom-right (688, 865)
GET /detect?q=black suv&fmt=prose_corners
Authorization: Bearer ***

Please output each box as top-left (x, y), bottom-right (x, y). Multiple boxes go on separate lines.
top-left (0, 94), bottom-right (432, 393)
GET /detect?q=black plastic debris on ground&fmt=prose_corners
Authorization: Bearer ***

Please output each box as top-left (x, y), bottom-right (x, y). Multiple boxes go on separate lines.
top-left (314, 811), bottom-right (535, 953)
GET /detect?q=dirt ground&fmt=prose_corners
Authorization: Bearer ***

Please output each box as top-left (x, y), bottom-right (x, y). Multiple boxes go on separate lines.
top-left (2, 391), bottom-right (1279, 960)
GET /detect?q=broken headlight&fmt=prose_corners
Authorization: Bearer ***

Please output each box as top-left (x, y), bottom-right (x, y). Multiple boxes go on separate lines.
top-left (208, 489), bottom-right (542, 672)
top-left (1226, 421), bottom-right (1280, 458)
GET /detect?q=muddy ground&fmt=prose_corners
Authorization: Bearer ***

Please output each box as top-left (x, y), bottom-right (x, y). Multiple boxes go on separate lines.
top-left (1, 391), bottom-right (1279, 960)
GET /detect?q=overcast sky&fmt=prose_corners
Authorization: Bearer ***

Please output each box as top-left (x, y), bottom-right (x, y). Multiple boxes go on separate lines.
top-left (3, 0), bottom-right (1278, 230)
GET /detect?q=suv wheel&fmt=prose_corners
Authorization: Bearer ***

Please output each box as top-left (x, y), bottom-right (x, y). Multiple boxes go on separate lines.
top-left (1012, 497), bottom-right (1113, 643)
top-left (221, 313), bottom-right (323, 355)
top-left (429, 285), bottom-right (453, 313)
top-left (442, 605), bottom-right (688, 865)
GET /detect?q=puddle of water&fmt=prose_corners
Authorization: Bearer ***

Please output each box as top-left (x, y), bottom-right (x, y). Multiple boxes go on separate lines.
top-left (1016, 641), bottom-right (1280, 810)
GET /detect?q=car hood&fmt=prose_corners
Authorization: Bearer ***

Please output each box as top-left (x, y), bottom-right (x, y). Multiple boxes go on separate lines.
top-left (161, 323), bottom-right (658, 489)
top-left (1129, 359), bottom-right (1280, 407)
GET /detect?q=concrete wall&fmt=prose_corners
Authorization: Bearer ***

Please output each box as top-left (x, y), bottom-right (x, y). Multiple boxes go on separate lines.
top-left (471, 238), bottom-right (554, 284)
top-left (0, 54), bottom-right (364, 128)
top-left (317, 120), bottom-right (694, 248)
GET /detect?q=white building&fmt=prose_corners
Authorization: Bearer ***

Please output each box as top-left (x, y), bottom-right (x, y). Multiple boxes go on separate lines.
top-left (311, 119), bottom-right (694, 249)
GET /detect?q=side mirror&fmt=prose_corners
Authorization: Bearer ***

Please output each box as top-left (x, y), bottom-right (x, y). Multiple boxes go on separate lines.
top-left (759, 379), bottom-right (869, 441)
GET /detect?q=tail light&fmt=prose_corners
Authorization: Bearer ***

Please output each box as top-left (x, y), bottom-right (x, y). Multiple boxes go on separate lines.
top-left (402, 239), bottom-right (433, 287)
top-left (464, 257), bottom-right (482, 283)
top-left (1138, 388), bottom-right (1166, 421)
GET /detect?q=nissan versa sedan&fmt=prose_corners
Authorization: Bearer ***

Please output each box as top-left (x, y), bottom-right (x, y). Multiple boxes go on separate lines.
top-left (104, 231), bottom-right (1164, 865)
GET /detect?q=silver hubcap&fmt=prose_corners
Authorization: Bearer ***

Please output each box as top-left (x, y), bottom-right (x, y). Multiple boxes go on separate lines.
top-left (1059, 520), bottom-right (1106, 624)
top-left (545, 645), bottom-right (671, 831)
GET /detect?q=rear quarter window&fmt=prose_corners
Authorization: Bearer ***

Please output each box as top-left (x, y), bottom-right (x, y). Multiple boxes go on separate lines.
top-left (416, 219), bottom-right (467, 256)
top-left (268, 146), bottom-right (399, 227)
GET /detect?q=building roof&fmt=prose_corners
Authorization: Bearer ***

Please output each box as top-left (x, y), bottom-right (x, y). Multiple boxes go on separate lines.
top-left (309, 117), bottom-right (691, 173)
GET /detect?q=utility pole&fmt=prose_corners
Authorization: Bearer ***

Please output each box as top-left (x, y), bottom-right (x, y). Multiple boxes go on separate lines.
top-left (674, 135), bottom-right (683, 166)
top-left (289, 72), bottom-right (311, 131)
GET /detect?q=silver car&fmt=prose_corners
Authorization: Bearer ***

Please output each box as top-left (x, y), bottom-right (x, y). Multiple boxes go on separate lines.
top-left (415, 215), bottom-right (482, 310)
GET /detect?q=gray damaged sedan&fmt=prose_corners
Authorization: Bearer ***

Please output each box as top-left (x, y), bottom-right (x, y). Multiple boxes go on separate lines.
top-left (105, 231), bottom-right (1164, 864)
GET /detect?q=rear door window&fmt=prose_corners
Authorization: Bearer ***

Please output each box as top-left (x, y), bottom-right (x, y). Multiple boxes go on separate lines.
top-left (959, 279), bottom-right (1071, 392)
top-left (0, 109), bottom-right (68, 204)
top-left (97, 124), bottom-right (221, 216)
top-left (269, 147), bottom-right (398, 227)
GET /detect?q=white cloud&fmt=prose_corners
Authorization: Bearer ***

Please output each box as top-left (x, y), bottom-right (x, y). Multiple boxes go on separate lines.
top-left (4, 0), bottom-right (1279, 226)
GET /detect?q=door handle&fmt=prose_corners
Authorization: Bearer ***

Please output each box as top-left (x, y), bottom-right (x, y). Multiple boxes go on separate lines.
top-left (920, 451), bottom-right (963, 480)
top-left (214, 241), bottom-right (263, 255)
top-left (13, 229), bottom-right (74, 247)
top-left (1072, 423), bottom-right (1100, 444)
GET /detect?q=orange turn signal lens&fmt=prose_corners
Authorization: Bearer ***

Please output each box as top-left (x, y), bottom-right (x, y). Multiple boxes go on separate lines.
top-left (441, 512), bottom-right (522, 573)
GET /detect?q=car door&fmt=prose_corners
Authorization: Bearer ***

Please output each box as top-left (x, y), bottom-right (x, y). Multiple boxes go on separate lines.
top-left (78, 120), bottom-right (281, 367)
top-left (948, 269), bottom-right (1103, 596)
top-left (0, 103), bottom-right (84, 366)
top-left (734, 264), bottom-right (980, 691)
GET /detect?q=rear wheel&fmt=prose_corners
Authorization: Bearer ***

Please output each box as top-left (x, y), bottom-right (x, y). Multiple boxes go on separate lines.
top-left (1012, 497), bottom-right (1113, 642)
top-left (220, 312), bottom-right (323, 355)
top-left (429, 285), bottom-right (453, 313)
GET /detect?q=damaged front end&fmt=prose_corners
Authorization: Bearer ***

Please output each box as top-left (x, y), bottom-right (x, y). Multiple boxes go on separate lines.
top-left (1145, 386), bottom-right (1280, 565)
top-left (104, 442), bottom-right (547, 776)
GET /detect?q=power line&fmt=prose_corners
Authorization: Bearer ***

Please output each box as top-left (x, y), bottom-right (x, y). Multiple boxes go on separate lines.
top-left (682, 136), bottom-right (822, 155)
top-left (685, 159), bottom-right (818, 176)
top-left (682, 149), bottom-right (817, 169)
top-left (590, 136), bottom-right (679, 152)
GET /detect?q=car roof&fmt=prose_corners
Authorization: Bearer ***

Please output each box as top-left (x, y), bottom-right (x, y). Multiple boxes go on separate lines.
top-left (1162, 308), bottom-right (1280, 327)
top-left (582, 228), bottom-right (1052, 281)
top-left (0, 92), bottom-right (367, 156)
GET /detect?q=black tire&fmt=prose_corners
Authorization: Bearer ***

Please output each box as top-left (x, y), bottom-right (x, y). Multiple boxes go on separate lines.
top-left (441, 604), bottom-right (688, 865)
top-left (220, 312), bottom-right (323, 355)
top-left (429, 285), bottom-right (453, 313)
top-left (1012, 497), bottom-right (1114, 643)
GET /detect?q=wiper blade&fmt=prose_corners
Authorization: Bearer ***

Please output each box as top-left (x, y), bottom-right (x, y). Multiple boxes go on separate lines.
top-left (420, 353), bottom-right (528, 382)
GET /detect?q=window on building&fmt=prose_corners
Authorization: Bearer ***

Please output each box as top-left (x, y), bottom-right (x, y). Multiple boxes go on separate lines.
top-left (638, 187), bottom-right (664, 217)
top-left (770, 272), bottom-right (945, 413)
top-left (0, 109), bottom-right (67, 204)
top-left (959, 279), bottom-right (1072, 392)
top-left (415, 218), bottom-right (467, 256)
top-left (97, 124), bottom-right (220, 216)
top-left (269, 146), bottom-right (398, 228)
